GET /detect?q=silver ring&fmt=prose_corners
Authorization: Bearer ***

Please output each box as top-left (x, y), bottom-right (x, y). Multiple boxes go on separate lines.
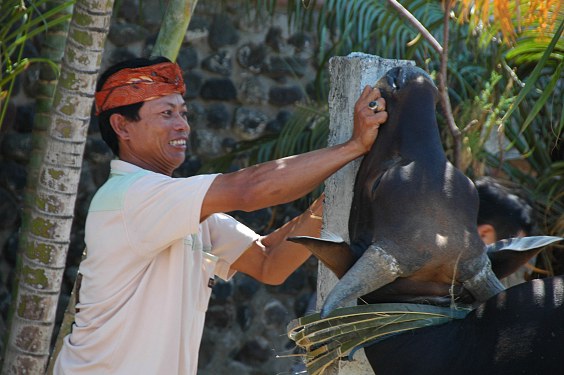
top-left (368, 100), bottom-right (382, 112)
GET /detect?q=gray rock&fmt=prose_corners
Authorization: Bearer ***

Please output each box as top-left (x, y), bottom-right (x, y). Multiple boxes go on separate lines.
top-left (188, 15), bottom-right (210, 33)
top-left (85, 138), bottom-right (113, 165)
top-left (116, 0), bottom-right (139, 23)
top-left (236, 43), bottom-right (267, 73)
top-left (238, 75), bottom-right (267, 105)
top-left (173, 155), bottom-right (202, 178)
top-left (205, 304), bottom-right (235, 329)
top-left (234, 337), bottom-right (272, 364)
top-left (266, 56), bottom-right (307, 79)
top-left (221, 137), bottom-right (237, 153)
top-left (208, 14), bottom-right (239, 50)
top-left (202, 51), bottom-right (232, 76)
top-left (108, 49), bottom-right (138, 67)
top-left (233, 107), bottom-right (269, 140)
top-left (140, 0), bottom-right (166, 28)
top-left (0, 103), bottom-right (17, 132)
top-left (288, 32), bottom-right (313, 51)
top-left (14, 105), bottom-right (35, 133)
top-left (278, 267), bottom-right (307, 295)
top-left (186, 101), bottom-right (206, 127)
top-left (192, 128), bottom-right (223, 157)
top-left (200, 78), bottom-right (237, 101)
top-left (262, 300), bottom-right (288, 329)
top-left (0, 189), bottom-right (19, 234)
top-left (0, 161), bottom-right (26, 204)
top-left (211, 279), bottom-right (233, 303)
top-left (177, 46), bottom-right (199, 71)
top-left (1, 133), bottom-right (32, 162)
top-left (108, 23), bottom-right (150, 46)
top-left (183, 71), bottom-right (203, 100)
top-left (235, 274), bottom-right (261, 300)
top-left (237, 305), bottom-right (254, 331)
top-left (265, 26), bottom-right (285, 52)
top-left (266, 109), bottom-right (292, 133)
top-left (206, 103), bottom-right (231, 129)
top-left (268, 85), bottom-right (304, 106)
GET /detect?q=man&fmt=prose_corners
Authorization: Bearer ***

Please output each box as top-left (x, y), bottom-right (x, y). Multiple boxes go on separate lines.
top-left (475, 176), bottom-right (536, 287)
top-left (54, 56), bottom-right (387, 374)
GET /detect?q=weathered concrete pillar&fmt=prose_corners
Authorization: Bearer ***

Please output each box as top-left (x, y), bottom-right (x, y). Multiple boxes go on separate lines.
top-left (318, 53), bottom-right (413, 375)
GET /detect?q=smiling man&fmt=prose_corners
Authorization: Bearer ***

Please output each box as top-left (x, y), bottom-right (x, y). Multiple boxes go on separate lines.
top-left (54, 56), bottom-right (387, 374)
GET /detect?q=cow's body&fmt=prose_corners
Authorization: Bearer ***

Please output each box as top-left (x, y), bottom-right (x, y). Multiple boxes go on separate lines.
top-left (287, 65), bottom-right (563, 374)
top-left (364, 276), bottom-right (564, 375)
top-left (292, 66), bottom-right (506, 317)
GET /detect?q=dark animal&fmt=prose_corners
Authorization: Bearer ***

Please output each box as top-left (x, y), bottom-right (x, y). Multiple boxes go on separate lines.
top-left (289, 65), bottom-right (563, 374)
top-left (292, 66), bottom-right (508, 317)
top-left (363, 276), bottom-right (564, 375)
top-left (290, 66), bottom-right (561, 315)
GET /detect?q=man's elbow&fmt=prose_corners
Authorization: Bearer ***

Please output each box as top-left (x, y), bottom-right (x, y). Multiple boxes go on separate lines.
top-left (261, 275), bottom-right (287, 286)
top-left (258, 266), bottom-right (289, 286)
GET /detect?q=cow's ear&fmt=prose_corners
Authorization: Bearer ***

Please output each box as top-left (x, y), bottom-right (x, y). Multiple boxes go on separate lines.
top-left (486, 236), bottom-right (563, 279)
top-left (287, 235), bottom-right (355, 279)
top-left (478, 224), bottom-right (496, 245)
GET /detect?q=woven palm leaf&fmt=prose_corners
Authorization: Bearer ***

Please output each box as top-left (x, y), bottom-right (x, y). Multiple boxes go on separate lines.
top-left (287, 303), bottom-right (470, 375)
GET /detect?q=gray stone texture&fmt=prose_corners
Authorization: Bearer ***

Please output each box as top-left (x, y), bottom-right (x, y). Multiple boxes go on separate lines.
top-left (320, 53), bottom-right (414, 375)
top-left (0, 2), bottom-right (320, 374)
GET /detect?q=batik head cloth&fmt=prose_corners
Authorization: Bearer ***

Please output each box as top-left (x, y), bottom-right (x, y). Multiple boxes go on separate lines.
top-left (95, 62), bottom-right (186, 115)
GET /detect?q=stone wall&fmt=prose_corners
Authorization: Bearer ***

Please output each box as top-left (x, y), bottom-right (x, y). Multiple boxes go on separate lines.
top-left (0, 1), bottom-right (321, 373)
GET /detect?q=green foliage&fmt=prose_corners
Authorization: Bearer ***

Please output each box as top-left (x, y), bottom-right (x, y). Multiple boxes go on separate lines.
top-left (0, 0), bottom-right (74, 128)
top-left (479, 19), bottom-right (563, 240)
top-left (206, 0), bottom-right (562, 254)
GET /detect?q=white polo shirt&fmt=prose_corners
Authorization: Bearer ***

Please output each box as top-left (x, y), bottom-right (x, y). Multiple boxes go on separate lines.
top-left (55, 160), bottom-right (259, 374)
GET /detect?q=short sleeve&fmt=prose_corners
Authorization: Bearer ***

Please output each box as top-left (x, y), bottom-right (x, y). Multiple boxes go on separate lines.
top-left (124, 172), bottom-right (219, 257)
top-left (201, 213), bottom-right (260, 281)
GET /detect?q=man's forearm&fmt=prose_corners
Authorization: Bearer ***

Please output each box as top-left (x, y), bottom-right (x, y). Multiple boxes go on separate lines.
top-left (205, 141), bottom-right (364, 215)
top-left (201, 84), bottom-right (386, 219)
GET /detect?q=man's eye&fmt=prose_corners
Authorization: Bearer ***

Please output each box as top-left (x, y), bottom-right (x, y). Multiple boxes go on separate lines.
top-left (162, 110), bottom-right (172, 116)
top-left (181, 111), bottom-right (189, 119)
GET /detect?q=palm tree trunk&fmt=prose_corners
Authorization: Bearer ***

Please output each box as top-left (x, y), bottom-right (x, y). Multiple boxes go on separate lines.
top-left (1, 0), bottom-right (114, 372)
top-left (46, 251), bottom-right (84, 375)
top-left (151, 0), bottom-right (199, 60)
top-left (42, 1), bottom-right (200, 372)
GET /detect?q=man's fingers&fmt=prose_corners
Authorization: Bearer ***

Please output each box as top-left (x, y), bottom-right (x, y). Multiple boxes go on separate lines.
top-left (359, 86), bottom-right (385, 112)
top-left (360, 85), bottom-right (374, 100)
top-left (368, 98), bottom-right (386, 113)
top-left (372, 110), bottom-right (388, 125)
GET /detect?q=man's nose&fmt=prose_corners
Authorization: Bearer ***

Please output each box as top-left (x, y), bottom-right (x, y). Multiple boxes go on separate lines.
top-left (174, 114), bottom-right (190, 131)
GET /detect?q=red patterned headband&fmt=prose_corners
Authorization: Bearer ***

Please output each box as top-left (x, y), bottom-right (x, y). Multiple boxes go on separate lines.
top-left (95, 62), bottom-right (186, 115)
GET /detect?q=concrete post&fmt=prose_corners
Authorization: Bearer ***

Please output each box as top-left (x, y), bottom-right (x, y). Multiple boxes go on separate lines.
top-left (318, 53), bottom-right (414, 375)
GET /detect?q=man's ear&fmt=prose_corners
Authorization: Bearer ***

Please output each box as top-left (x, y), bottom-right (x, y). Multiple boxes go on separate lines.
top-left (477, 224), bottom-right (496, 245)
top-left (109, 113), bottom-right (131, 140)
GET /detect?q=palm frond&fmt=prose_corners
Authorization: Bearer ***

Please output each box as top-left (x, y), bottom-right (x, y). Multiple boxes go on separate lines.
top-left (287, 303), bottom-right (470, 375)
top-left (0, 0), bottom-right (74, 128)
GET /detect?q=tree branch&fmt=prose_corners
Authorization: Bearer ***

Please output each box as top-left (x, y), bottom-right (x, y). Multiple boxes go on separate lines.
top-left (438, 0), bottom-right (462, 168)
top-left (386, 0), bottom-right (461, 168)
top-left (386, 0), bottom-right (443, 54)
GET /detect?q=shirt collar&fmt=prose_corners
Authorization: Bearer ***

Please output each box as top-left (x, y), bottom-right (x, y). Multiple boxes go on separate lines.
top-left (110, 159), bottom-right (147, 176)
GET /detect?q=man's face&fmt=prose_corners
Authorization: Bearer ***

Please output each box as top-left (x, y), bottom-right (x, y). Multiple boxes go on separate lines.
top-left (117, 93), bottom-right (190, 175)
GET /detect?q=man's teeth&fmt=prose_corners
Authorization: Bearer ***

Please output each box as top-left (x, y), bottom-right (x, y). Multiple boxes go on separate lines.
top-left (169, 139), bottom-right (186, 146)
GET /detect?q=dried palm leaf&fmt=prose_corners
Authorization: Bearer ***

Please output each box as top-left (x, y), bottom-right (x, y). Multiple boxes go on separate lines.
top-left (287, 303), bottom-right (471, 375)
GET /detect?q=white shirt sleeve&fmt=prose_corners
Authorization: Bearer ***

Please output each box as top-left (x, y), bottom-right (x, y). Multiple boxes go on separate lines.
top-left (123, 172), bottom-right (218, 258)
top-left (202, 213), bottom-right (260, 281)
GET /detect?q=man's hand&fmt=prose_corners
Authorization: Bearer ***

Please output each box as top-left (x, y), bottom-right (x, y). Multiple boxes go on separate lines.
top-left (202, 87), bottom-right (387, 219)
top-left (349, 85), bottom-right (388, 154)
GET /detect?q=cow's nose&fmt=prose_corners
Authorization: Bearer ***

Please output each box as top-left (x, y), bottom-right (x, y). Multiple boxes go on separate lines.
top-left (386, 67), bottom-right (402, 90)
